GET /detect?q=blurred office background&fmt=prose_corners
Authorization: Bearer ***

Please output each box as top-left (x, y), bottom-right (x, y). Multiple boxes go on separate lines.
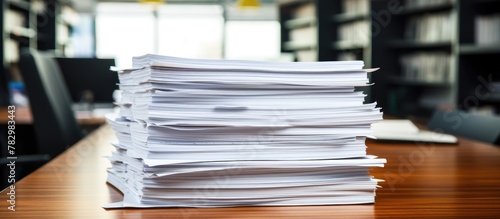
top-left (2, 0), bottom-right (500, 119)
top-left (1, 0), bottom-right (500, 187)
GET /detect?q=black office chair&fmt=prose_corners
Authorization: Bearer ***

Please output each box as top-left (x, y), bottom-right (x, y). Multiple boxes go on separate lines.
top-left (6, 49), bottom-right (84, 164)
top-left (428, 109), bottom-right (500, 145)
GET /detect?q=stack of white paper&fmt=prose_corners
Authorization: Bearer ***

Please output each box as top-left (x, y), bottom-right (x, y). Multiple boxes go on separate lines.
top-left (104, 54), bottom-right (385, 208)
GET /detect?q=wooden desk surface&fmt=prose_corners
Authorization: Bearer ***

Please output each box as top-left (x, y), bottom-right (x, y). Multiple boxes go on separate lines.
top-left (0, 106), bottom-right (106, 125)
top-left (1, 124), bottom-right (500, 218)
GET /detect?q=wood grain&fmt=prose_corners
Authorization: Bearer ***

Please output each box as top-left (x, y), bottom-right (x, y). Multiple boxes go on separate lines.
top-left (1, 124), bottom-right (500, 218)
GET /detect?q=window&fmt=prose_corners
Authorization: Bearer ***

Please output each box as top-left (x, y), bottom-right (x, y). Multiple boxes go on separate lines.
top-left (95, 2), bottom-right (280, 67)
top-left (157, 5), bottom-right (223, 59)
top-left (96, 3), bottom-right (155, 68)
top-left (224, 21), bottom-right (280, 60)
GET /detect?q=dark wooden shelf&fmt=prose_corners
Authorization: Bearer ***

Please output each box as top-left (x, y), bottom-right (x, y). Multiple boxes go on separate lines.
top-left (388, 40), bottom-right (452, 50)
top-left (386, 77), bottom-right (451, 87)
top-left (397, 3), bottom-right (454, 16)
top-left (278, 0), bottom-right (312, 7)
top-left (284, 16), bottom-right (315, 29)
top-left (284, 41), bottom-right (316, 51)
top-left (331, 13), bottom-right (369, 24)
top-left (7, 1), bottom-right (30, 12)
top-left (331, 41), bottom-right (367, 50)
top-left (460, 45), bottom-right (500, 54)
top-left (8, 27), bottom-right (36, 39)
top-left (7, 34), bottom-right (32, 47)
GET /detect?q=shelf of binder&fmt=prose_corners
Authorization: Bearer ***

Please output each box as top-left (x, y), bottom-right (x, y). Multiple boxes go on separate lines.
top-left (7, 26), bottom-right (36, 38)
top-left (386, 76), bottom-right (451, 87)
top-left (459, 45), bottom-right (500, 54)
top-left (336, 19), bottom-right (370, 48)
top-left (472, 13), bottom-right (500, 50)
top-left (7, 0), bottom-right (30, 12)
top-left (388, 40), bottom-right (452, 51)
top-left (284, 16), bottom-right (316, 29)
top-left (7, 27), bottom-right (36, 48)
top-left (331, 41), bottom-right (367, 51)
top-left (331, 13), bottom-right (369, 24)
top-left (284, 41), bottom-right (316, 51)
top-left (396, 2), bottom-right (455, 16)
top-left (278, 0), bottom-right (314, 6)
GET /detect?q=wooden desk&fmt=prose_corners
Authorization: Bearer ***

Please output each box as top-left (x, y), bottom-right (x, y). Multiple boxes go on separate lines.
top-left (1, 124), bottom-right (500, 218)
top-left (0, 107), bottom-right (107, 125)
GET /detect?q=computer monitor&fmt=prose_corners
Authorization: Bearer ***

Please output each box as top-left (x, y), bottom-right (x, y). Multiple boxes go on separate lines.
top-left (56, 57), bottom-right (118, 103)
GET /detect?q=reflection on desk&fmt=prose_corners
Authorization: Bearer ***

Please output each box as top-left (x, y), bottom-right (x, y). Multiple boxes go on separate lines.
top-left (0, 106), bottom-right (113, 125)
top-left (1, 124), bottom-right (500, 218)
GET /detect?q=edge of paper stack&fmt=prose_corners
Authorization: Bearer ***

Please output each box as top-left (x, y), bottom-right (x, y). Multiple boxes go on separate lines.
top-left (103, 54), bottom-right (386, 208)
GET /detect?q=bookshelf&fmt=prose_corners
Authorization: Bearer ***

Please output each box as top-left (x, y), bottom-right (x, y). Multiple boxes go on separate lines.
top-left (0, 0), bottom-right (34, 106)
top-left (0, 0), bottom-right (75, 106)
top-left (278, 0), bottom-right (336, 62)
top-left (279, 0), bottom-right (373, 101)
top-left (331, 0), bottom-right (372, 103)
top-left (457, 0), bottom-right (500, 115)
top-left (371, 0), bottom-right (458, 118)
top-left (330, 0), bottom-right (371, 67)
top-left (279, 0), bottom-right (500, 118)
top-left (360, 0), bottom-right (500, 117)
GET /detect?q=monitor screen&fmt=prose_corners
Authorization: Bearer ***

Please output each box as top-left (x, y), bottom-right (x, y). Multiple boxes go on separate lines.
top-left (56, 57), bottom-right (118, 103)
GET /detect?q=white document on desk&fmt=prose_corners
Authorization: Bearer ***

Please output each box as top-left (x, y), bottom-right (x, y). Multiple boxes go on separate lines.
top-left (371, 119), bottom-right (457, 144)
